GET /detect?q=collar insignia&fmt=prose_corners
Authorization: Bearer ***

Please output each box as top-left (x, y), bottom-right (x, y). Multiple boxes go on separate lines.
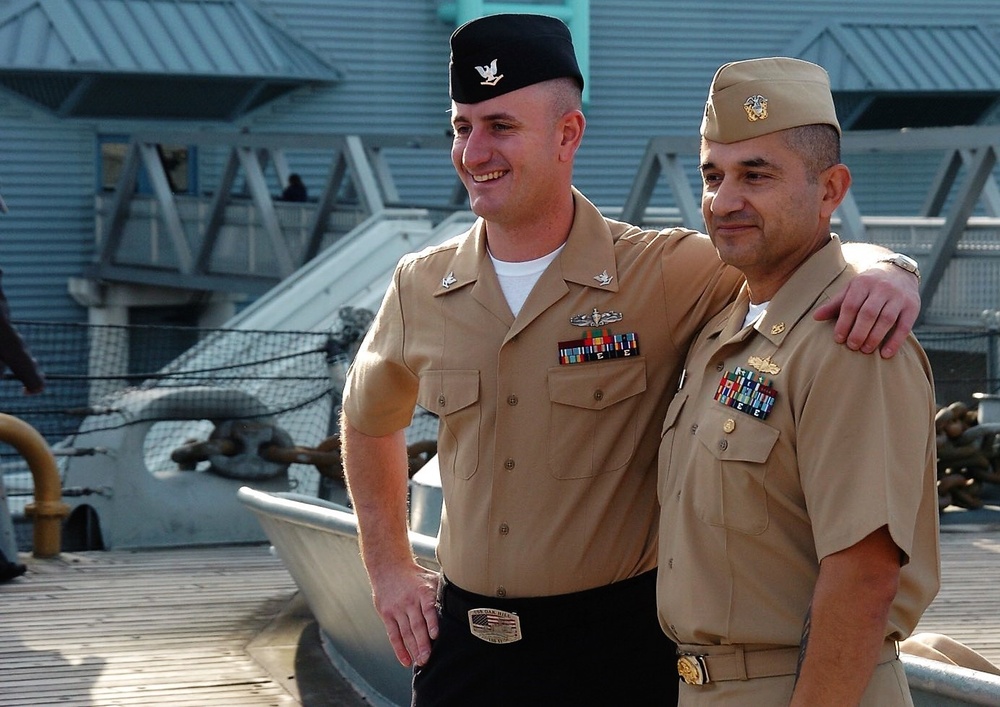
top-left (441, 271), bottom-right (457, 289)
top-left (570, 308), bottom-right (623, 327)
top-left (744, 94), bottom-right (768, 122)
top-left (593, 270), bottom-right (614, 286)
top-left (747, 355), bottom-right (781, 375)
top-left (475, 59), bottom-right (503, 87)
top-left (770, 322), bottom-right (785, 335)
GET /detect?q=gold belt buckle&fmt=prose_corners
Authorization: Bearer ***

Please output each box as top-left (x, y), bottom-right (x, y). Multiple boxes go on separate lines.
top-left (468, 608), bottom-right (522, 644)
top-left (677, 654), bottom-right (710, 685)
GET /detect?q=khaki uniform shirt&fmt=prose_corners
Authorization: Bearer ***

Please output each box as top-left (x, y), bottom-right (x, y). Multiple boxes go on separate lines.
top-left (344, 189), bottom-right (740, 598)
top-left (657, 236), bottom-right (940, 647)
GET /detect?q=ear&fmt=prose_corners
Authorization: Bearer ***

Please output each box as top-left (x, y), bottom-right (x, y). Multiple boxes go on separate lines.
top-left (557, 109), bottom-right (586, 162)
top-left (819, 163), bottom-right (851, 219)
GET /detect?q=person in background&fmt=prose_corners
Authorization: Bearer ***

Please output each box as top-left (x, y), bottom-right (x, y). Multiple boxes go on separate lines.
top-left (656, 57), bottom-right (939, 705)
top-left (281, 173), bottom-right (307, 202)
top-left (341, 15), bottom-right (922, 706)
top-left (0, 185), bottom-right (46, 583)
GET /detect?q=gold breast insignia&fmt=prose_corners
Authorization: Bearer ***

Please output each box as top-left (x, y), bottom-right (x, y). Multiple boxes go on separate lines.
top-left (747, 355), bottom-right (780, 375)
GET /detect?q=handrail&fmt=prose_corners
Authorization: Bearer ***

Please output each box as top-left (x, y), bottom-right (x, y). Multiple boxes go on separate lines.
top-left (0, 413), bottom-right (69, 558)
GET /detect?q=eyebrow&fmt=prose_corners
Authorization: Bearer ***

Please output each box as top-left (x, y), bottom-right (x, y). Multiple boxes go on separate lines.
top-left (451, 111), bottom-right (519, 125)
top-left (700, 157), bottom-right (779, 171)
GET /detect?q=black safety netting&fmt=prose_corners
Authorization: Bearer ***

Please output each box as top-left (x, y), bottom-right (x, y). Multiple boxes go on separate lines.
top-left (0, 306), bottom-right (439, 498)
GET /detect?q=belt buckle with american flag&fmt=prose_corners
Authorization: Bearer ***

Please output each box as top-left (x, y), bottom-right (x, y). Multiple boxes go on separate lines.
top-left (468, 608), bottom-right (522, 644)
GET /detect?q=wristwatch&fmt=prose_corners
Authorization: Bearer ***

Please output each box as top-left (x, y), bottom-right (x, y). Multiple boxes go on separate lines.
top-left (878, 253), bottom-right (921, 281)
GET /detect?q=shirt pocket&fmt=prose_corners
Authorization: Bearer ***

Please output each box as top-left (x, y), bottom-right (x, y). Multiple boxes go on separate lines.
top-left (417, 370), bottom-right (480, 479)
top-left (692, 405), bottom-right (779, 535)
top-left (547, 357), bottom-right (647, 479)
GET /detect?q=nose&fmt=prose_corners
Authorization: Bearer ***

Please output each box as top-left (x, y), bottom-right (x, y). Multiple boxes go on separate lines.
top-left (705, 177), bottom-right (743, 216)
top-left (459, 128), bottom-right (492, 170)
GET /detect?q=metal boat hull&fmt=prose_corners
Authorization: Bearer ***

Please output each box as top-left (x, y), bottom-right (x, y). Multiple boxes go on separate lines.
top-left (238, 487), bottom-right (1000, 706)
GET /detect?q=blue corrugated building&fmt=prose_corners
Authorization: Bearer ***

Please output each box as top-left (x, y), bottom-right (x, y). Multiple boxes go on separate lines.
top-left (0, 0), bottom-right (998, 328)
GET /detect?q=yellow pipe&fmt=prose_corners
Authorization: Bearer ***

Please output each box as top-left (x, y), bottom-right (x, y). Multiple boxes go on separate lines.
top-left (0, 413), bottom-right (69, 558)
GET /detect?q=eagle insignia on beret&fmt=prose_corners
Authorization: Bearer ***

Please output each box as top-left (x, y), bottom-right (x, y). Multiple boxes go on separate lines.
top-left (475, 59), bottom-right (504, 87)
top-left (743, 94), bottom-right (768, 122)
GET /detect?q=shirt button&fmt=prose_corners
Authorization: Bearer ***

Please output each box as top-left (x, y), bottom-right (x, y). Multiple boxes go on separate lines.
top-left (507, 394), bottom-right (518, 406)
top-left (719, 439), bottom-right (728, 451)
top-left (593, 389), bottom-right (604, 401)
top-left (437, 394), bottom-right (446, 407)
top-left (504, 458), bottom-right (515, 470)
top-left (499, 522), bottom-right (509, 535)
top-left (497, 586), bottom-right (507, 598)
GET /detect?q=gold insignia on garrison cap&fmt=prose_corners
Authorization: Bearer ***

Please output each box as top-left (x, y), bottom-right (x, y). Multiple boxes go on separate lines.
top-left (744, 94), bottom-right (768, 122)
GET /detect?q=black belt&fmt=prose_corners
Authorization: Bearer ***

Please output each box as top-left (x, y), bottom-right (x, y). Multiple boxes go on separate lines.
top-left (439, 570), bottom-right (657, 644)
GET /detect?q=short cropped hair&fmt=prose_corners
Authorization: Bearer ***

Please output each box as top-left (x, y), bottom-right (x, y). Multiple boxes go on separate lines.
top-left (545, 76), bottom-right (583, 119)
top-left (781, 124), bottom-right (841, 180)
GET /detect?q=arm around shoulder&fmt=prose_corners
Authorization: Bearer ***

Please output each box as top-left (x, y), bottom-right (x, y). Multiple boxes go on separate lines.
top-left (816, 242), bottom-right (921, 358)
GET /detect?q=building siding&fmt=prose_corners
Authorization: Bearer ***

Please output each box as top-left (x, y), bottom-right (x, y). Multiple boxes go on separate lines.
top-left (0, 92), bottom-right (93, 321)
top-left (0, 0), bottom-right (999, 325)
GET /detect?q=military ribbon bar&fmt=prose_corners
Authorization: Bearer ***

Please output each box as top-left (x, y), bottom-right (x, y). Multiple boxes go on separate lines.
top-left (558, 330), bottom-right (639, 365)
top-left (714, 366), bottom-right (777, 420)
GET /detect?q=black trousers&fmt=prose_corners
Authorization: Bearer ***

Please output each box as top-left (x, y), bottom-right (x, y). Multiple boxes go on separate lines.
top-left (412, 570), bottom-right (678, 707)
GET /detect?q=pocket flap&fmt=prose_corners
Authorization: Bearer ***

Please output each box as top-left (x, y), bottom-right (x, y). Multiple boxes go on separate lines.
top-left (695, 405), bottom-right (779, 462)
top-left (548, 358), bottom-right (646, 411)
top-left (417, 369), bottom-right (480, 415)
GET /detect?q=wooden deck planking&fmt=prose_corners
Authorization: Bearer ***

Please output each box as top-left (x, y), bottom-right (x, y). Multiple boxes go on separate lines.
top-left (0, 544), bottom-right (306, 707)
top-left (913, 531), bottom-right (1000, 665)
top-left (0, 529), bottom-right (998, 705)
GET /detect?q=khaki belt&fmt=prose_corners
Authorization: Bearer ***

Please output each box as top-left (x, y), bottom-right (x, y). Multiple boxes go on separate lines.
top-left (676, 641), bottom-right (900, 686)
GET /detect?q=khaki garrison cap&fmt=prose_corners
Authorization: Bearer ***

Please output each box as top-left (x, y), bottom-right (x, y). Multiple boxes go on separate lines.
top-left (701, 57), bottom-right (841, 143)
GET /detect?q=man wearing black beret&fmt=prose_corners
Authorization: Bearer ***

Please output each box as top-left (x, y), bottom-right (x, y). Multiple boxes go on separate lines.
top-left (341, 14), bottom-right (921, 706)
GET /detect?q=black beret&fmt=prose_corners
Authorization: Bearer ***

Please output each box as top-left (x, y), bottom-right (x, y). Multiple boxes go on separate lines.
top-left (449, 14), bottom-right (584, 104)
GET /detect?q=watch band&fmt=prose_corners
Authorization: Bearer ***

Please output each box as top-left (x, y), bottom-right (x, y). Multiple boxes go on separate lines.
top-left (878, 253), bottom-right (920, 281)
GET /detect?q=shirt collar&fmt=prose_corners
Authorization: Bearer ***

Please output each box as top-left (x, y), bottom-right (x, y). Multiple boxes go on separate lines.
top-left (434, 186), bottom-right (620, 297)
top-left (708, 235), bottom-right (847, 345)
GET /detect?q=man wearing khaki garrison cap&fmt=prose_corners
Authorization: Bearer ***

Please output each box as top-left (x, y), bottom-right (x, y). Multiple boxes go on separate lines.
top-left (342, 15), bottom-right (922, 704)
top-left (656, 57), bottom-right (939, 705)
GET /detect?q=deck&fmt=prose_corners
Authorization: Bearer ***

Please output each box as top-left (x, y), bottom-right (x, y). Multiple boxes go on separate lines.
top-left (1, 526), bottom-right (999, 705)
top-left (0, 544), bottom-right (367, 706)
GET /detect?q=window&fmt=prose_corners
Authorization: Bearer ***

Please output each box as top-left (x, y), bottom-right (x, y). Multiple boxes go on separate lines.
top-left (98, 136), bottom-right (198, 194)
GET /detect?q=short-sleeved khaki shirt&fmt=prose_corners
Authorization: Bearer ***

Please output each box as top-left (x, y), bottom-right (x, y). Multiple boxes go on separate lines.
top-left (657, 236), bottom-right (940, 646)
top-left (344, 189), bottom-right (741, 598)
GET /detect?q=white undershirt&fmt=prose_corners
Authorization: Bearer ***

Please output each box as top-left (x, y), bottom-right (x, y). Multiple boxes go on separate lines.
top-left (490, 245), bottom-right (564, 316)
top-left (744, 300), bottom-right (770, 329)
